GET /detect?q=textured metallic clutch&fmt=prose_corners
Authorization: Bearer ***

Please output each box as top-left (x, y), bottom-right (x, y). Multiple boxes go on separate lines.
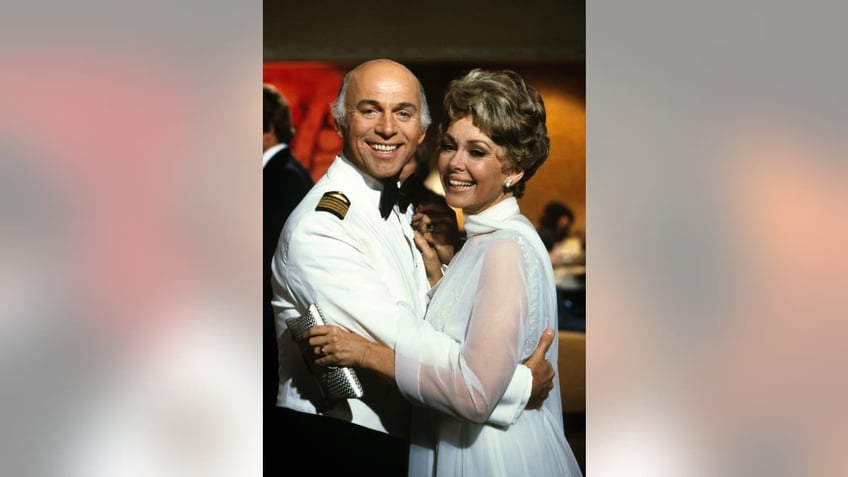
top-left (286, 304), bottom-right (365, 401)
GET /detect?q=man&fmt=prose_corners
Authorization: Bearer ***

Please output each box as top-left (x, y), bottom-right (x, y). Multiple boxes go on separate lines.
top-left (263, 83), bottom-right (313, 409)
top-left (270, 59), bottom-right (554, 474)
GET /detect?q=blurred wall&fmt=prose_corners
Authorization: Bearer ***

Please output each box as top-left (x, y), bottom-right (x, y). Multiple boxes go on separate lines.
top-left (264, 0), bottom-right (584, 63)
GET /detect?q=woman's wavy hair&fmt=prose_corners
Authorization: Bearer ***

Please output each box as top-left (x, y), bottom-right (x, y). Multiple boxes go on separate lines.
top-left (440, 69), bottom-right (550, 198)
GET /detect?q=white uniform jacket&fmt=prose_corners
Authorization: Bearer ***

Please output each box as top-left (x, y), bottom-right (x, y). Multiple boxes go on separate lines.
top-left (271, 155), bottom-right (532, 437)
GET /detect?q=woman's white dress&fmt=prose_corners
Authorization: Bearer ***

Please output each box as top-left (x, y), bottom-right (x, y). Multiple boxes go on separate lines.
top-left (394, 198), bottom-right (583, 476)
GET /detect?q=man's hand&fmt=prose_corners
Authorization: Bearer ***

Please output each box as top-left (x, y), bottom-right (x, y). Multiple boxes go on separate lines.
top-left (523, 327), bottom-right (556, 410)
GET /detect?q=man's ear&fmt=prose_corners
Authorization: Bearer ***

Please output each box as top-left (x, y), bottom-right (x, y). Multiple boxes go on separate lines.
top-left (417, 127), bottom-right (427, 145)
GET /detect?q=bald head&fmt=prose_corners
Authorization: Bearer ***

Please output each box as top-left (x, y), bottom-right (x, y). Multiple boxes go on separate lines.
top-left (332, 59), bottom-right (431, 133)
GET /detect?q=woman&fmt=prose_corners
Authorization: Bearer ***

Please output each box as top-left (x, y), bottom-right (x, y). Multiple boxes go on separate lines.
top-left (306, 69), bottom-right (583, 476)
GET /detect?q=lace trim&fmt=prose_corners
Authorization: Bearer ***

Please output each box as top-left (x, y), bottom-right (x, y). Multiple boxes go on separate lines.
top-left (513, 233), bottom-right (541, 360)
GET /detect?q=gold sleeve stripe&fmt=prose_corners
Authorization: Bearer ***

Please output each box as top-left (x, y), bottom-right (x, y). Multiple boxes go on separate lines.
top-left (315, 191), bottom-right (350, 220)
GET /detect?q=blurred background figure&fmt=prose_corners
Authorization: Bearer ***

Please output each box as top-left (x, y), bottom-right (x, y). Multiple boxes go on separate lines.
top-left (538, 201), bottom-right (584, 266)
top-left (538, 201), bottom-right (586, 331)
top-left (263, 83), bottom-right (313, 409)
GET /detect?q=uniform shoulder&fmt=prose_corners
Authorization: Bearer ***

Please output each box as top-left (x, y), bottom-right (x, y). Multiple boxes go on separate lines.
top-left (314, 190), bottom-right (351, 220)
top-left (283, 187), bottom-right (357, 239)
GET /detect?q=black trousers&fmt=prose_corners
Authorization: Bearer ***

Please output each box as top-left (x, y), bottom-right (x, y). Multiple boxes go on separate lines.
top-left (265, 406), bottom-right (409, 476)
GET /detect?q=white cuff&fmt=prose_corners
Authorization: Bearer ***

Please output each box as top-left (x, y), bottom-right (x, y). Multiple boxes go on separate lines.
top-left (486, 364), bottom-right (531, 427)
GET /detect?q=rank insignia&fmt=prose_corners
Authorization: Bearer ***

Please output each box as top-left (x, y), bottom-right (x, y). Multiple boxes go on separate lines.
top-left (315, 191), bottom-right (350, 220)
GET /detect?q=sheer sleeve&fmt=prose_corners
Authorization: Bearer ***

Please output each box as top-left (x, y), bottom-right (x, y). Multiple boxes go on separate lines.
top-left (395, 236), bottom-right (532, 424)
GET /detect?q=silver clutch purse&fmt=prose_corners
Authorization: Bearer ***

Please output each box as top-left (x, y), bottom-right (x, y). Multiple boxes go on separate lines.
top-left (286, 304), bottom-right (365, 401)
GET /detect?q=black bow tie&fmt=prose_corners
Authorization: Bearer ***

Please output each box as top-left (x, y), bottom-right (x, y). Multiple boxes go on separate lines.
top-left (379, 177), bottom-right (412, 219)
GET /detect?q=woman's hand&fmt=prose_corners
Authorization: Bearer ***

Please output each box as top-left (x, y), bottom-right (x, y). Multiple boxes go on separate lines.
top-left (412, 207), bottom-right (458, 267)
top-left (304, 325), bottom-right (373, 368)
top-left (413, 231), bottom-right (444, 287)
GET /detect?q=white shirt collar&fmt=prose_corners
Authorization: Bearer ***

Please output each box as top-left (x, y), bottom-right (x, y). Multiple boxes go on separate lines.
top-left (262, 143), bottom-right (288, 168)
top-left (463, 197), bottom-right (520, 237)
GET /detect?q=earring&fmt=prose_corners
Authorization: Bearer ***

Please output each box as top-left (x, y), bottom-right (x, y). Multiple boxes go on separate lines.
top-left (505, 177), bottom-right (513, 188)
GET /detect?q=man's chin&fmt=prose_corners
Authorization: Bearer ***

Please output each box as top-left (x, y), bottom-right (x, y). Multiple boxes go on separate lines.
top-left (371, 163), bottom-right (406, 179)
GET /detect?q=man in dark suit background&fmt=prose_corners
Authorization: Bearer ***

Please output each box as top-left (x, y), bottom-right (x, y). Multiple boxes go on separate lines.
top-left (263, 84), bottom-right (313, 411)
